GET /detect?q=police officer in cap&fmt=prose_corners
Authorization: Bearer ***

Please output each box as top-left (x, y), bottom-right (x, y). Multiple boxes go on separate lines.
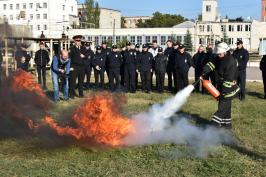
top-left (168, 41), bottom-right (180, 93)
top-left (84, 42), bottom-right (94, 89)
top-left (138, 44), bottom-right (153, 93)
top-left (69, 35), bottom-right (87, 98)
top-left (93, 45), bottom-right (106, 89)
top-left (101, 41), bottom-right (111, 79)
top-left (155, 47), bottom-right (167, 93)
top-left (107, 45), bottom-right (123, 91)
top-left (175, 44), bottom-right (193, 92)
top-left (123, 41), bottom-right (137, 93)
top-left (135, 44), bottom-right (141, 89)
top-left (233, 40), bottom-right (249, 100)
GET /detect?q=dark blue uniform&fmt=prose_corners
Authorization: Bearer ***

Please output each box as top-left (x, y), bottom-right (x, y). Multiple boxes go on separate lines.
top-left (260, 55), bottom-right (266, 99)
top-left (165, 47), bottom-right (174, 91)
top-left (138, 51), bottom-right (153, 92)
top-left (123, 49), bottom-right (137, 92)
top-left (93, 52), bottom-right (106, 88)
top-left (233, 47), bottom-right (249, 100)
top-left (175, 52), bottom-right (192, 91)
top-left (0, 49), bottom-right (2, 87)
top-left (84, 48), bottom-right (94, 88)
top-left (107, 51), bottom-right (123, 91)
top-left (154, 53), bottom-right (167, 93)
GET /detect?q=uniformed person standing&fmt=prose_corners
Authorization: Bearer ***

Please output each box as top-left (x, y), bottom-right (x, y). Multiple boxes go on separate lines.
top-left (192, 45), bottom-right (205, 92)
top-left (260, 55), bottom-right (266, 99)
top-left (123, 42), bottom-right (137, 93)
top-left (0, 47), bottom-right (2, 87)
top-left (69, 35), bottom-right (87, 98)
top-left (93, 46), bottom-right (106, 89)
top-left (107, 45), bottom-right (123, 91)
top-left (149, 40), bottom-right (158, 90)
top-left (84, 42), bottom-right (94, 89)
top-left (15, 44), bottom-right (31, 72)
top-left (101, 41), bottom-right (111, 81)
top-left (202, 42), bottom-right (240, 129)
top-left (233, 40), bottom-right (249, 101)
top-left (165, 40), bottom-right (174, 91)
top-left (168, 42), bottom-right (180, 93)
top-left (154, 47), bottom-right (167, 93)
top-left (135, 44), bottom-right (141, 89)
top-left (139, 44), bottom-right (153, 93)
top-left (175, 44), bottom-right (192, 92)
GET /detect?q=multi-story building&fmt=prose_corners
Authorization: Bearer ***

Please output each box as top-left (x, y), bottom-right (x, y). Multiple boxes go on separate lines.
top-left (77, 4), bottom-right (121, 29)
top-left (0, 0), bottom-right (78, 38)
top-left (123, 16), bottom-right (152, 28)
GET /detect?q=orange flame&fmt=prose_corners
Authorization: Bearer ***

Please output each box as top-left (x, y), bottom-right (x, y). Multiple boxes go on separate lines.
top-left (44, 93), bottom-right (135, 146)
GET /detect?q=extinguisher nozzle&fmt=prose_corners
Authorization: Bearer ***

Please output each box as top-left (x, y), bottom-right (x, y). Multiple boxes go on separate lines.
top-left (192, 79), bottom-right (201, 87)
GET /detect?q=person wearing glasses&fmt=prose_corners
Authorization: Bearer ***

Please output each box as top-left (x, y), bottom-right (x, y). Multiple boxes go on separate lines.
top-left (69, 35), bottom-right (87, 98)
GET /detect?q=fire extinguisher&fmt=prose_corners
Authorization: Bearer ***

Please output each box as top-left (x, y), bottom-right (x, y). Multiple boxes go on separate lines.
top-left (201, 79), bottom-right (220, 99)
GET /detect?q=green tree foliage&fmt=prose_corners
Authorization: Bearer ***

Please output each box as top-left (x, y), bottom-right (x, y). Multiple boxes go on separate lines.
top-left (84, 0), bottom-right (100, 28)
top-left (136, 12), bottom-right (186, 28)
top-left (184, 29), bottom-right (193, 52)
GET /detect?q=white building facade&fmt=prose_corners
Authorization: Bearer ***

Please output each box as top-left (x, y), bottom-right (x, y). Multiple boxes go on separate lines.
top-left (0, 0), bottom-right (78, 38)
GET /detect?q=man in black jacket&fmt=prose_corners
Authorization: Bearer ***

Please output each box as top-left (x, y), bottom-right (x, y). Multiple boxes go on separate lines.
top-left (107, 45), bottom-right (123, 91)
top-left (69, 35), bottom-right (87, 98)
top-left (135, 44), bottom-right (141, 89)
top-left (155, 47), bottom-right (167, 93)
top-left (123, 42), bottom-right (137, 93)
top-left (233, 40), bottom-right (249, 100)
top-left (138, 44), bottom-right (153, 93)
top-left (168, 42), bottom-right (180, 93)
top-left (202, 42), bottom-right (240, 129)
top-left (15, 44), bottom-right (31, 71)
top-left (260, 55), bottom-right (266, 99)
top-left (93, 46), bottom-right (106, 89)
top-left (165, 40), bottom-right (174, 92)
top-left (175, 44), bottom-right (192, 92)
top-left (34, 42), bottom-right (50, 89)
top-left (192, 45), bottom-right (205, 92)
top-left (84, 42), bottom-right (94, 89)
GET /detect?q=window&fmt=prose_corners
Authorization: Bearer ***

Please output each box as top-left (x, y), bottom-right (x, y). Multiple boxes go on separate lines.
top-left (95, 36), bottom-right (99, 46)
top-left (228, 38), bottom-right (234, 45)
top-left (43, 14), bottom-right (47, 19)
top-left (88, 36), bottom-right (93, 41)
top-left (167, 36), bottom-right (172, 41)
top-left (29, 3), bottom-right (33, 9)
top-left (199, 25), bottom-right (204, 32)
top-left (152, 36), bottom-right (157, 42)
top-left (10, 4), bottom-right (13, 10)
top-left (245, 25), bottom-right (251, 31)
top-left (145, 36), bottom-right (151, 43)
top-left (30, 14), bottom-right (33, 20)
top-left (102, 36), bottom-right (107, 42)
top-left (3, 4), bottom-right (7, 10)
top-left (221, 25), bottom-right (226, 32)
top-left (36, 3), bottom-right (40, 9)
top-left (161, 36), bottom-right (166, 46)
top-left (10, 15), bottom-right (13, 20)
top-left (16, 4), bottom-right (19, 10)
top-left (23, 3), bottom-right (26, 9)
top-left (71, 6), bottom-right (74, 12)
top-left (37, 25), bottom-right (41, 30)
top-left (44, 25), bottom-right (47, 30)
top-left (43, 3), bottom-right (47, 8)
top-left (237, 25), bottom-right (243, 32)
top-left (228, 25), bottom-right (234, 32)
top-left (36, 14), bottom-right (40, 19)
top-left (137, 36), bottom-right (142, 45)
top-left (207, 25), bottom-right (212, 32)
top-left (108, 36), bottom-right (113, 42)
top-left (130, 36), bottom-right (136, 44)
top-left (206, 5), bottom-right (211, 12)
top-left (116, 36), bottom-right (121, 44)
top-left (177, 36), bottom-right (182, 43)
top-left (62, 5), bottom-right (65, 10)
top-left (16, 14), bottom-right (20, 20)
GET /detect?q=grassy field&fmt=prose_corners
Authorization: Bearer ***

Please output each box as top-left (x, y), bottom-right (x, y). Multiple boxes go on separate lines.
top-left (0, 77), bottom-right (266, 177)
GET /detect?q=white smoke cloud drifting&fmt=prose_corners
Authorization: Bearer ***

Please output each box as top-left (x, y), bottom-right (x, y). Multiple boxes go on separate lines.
top-left (123, 85), bottom-right (236, 157)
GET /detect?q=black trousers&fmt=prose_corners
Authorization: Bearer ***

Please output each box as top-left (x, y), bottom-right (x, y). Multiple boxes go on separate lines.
top-left (84, 65), bottom-right (92, 87)
top-left (194, 71), bottom-right (201, 92)
top-left (94, 69), bottom-right (105, 88)
top-left (155, 71), bottom-right (165, 92)
top-left (124, 66), bottom-right (136, 92)
top-left (0, 67), bottom-right (2, 87)
top-left (135, 72), bottom-right (139, 89)
top-left (120, 65), bottom-right (125, 86)
top-left (140, 71), bottom-right (151, 92)
top-left (37, 66), bottom-right (47, 87)
top-left (262, 71), bottom-right (266, 96)
top-left (70, 65), bottom-right (85, 96)
top-left (176, 70), bottom-right (189, 92)
top-left (212, 99), bottom-right (232, 126)
top-left (109, 68), bottom-right (120, 91)
top-left (238, 70), bottom-right (246, 99)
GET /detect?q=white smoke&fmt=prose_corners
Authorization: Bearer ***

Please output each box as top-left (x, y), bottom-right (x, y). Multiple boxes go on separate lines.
top-left (123, 85), bottom-right (236, 157)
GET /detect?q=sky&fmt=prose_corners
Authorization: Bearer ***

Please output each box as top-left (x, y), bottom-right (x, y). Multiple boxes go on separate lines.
top-left (78, 0), bottom-right (261, 20)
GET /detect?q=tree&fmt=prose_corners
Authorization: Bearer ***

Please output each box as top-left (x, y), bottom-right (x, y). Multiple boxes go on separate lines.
top-left (184, 29), bottom-right (193, 52)
top-left (229, 17), bottom-right (244, 22)
top-left (197, 13), bottom-right (202, 22)
top-left (83, 0), bottom-right (100, 28)
top-left (136, 12), bottom-right (186, 28)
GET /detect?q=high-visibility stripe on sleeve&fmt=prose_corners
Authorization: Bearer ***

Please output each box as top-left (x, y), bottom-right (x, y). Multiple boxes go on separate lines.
top-left (207, 62), bottom-right (215, 71)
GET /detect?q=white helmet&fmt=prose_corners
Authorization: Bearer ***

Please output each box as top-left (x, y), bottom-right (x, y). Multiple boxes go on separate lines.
top-left (214, 42), bottom-right (230, 54)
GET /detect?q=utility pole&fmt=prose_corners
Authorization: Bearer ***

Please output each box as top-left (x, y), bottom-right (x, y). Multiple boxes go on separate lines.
top-left (113, 19), bottom-right (116, 44)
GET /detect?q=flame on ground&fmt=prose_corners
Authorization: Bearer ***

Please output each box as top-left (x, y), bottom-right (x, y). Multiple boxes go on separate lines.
top-left (44, 93), bottom-right (135, 146)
